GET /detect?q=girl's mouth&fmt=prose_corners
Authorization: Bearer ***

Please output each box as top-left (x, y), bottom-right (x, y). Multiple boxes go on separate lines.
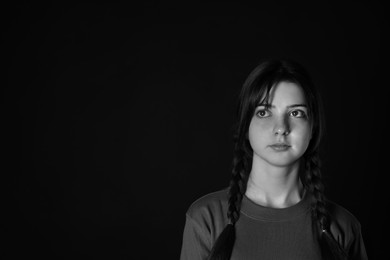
top-left (269, 143), bottom-right (291, 151)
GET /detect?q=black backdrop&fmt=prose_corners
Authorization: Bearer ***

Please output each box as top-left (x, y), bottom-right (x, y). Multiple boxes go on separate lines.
top-left (4, 2), bottom-right (387, 259)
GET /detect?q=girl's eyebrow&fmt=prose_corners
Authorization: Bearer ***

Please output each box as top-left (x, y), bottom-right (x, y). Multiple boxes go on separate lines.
top-left (257, 104), bottom-right (307, 108)
top-left (287, 104), bottom-right (307, 108)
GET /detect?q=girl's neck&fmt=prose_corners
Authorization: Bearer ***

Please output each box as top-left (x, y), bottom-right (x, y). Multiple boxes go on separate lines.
top-left (245, 161), bottom-right (304, 208)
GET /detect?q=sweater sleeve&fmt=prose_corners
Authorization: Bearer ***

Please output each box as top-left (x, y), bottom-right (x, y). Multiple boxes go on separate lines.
top-left (327, 200), bottom-right (368, 260)
top-left (180, 214), bottom-right (211, 260)
top-left (348, 224), bottom-right (368, 260)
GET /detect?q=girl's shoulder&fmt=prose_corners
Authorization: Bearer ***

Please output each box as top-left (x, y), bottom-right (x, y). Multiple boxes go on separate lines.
top-left (326, 199), bottom-right (362, 230)
top-left (326, 199), bottom-right (364, 249)
top-left (185, 188), bottom-right (229, 224)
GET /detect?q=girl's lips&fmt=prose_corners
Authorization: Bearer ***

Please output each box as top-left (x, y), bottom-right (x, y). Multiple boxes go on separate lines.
top-left (269, 143), bottom-right (291, 151)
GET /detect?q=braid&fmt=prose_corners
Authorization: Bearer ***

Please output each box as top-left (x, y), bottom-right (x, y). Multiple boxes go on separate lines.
top-left (227, 145), bottom-right (250, 224)
top-left (302, 152), bottom-right (348, 259)
top-left (302, 152), bottom-right (329, 230)
top-left (208, 139), bottom-right (251, 260)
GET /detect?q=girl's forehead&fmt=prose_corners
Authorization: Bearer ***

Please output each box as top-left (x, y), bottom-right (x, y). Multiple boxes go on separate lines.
top-left (259, 81), bottom-right (307, 105)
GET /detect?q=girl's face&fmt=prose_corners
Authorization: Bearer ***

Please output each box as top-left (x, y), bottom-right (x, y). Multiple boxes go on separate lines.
top-left (248, 81), bottom-right (312, 168)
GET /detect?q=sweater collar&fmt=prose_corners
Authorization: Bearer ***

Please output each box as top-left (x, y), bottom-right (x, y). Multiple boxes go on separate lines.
top-left (240, 191), bottom-right (312, 222)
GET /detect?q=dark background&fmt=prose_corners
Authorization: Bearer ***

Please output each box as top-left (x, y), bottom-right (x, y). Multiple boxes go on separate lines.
top-left (4, 1), bottom-right (387, 259)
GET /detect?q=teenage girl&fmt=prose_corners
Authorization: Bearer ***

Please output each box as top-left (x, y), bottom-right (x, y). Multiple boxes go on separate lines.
top-left (180, 59), bottom-right (368, 260)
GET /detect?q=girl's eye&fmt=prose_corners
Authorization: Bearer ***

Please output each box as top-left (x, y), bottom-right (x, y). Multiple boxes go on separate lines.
top-left (290, 110), bottom-right (306, 118)
top-left (256, 109), bottom-right (270, 118)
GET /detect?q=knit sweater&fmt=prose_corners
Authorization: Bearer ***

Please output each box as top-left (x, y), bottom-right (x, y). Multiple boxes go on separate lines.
top-left (180, 189), bottom-right (367, 260)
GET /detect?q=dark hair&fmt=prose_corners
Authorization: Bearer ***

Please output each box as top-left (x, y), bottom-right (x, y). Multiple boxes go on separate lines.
top-left (208, 59), bottom-right (348, 260)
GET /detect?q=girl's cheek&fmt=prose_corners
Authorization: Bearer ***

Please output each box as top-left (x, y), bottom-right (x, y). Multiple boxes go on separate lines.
top-left (290, 120), bottom-right (310, 130)
top-left (251, 117), bottom-right (269, 130)
top-left (258, 118), bottom-right (273, 129)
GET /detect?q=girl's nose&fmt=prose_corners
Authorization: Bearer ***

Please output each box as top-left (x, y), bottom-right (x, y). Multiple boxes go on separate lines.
top-left (274, 117), bottom-right (290, 136)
